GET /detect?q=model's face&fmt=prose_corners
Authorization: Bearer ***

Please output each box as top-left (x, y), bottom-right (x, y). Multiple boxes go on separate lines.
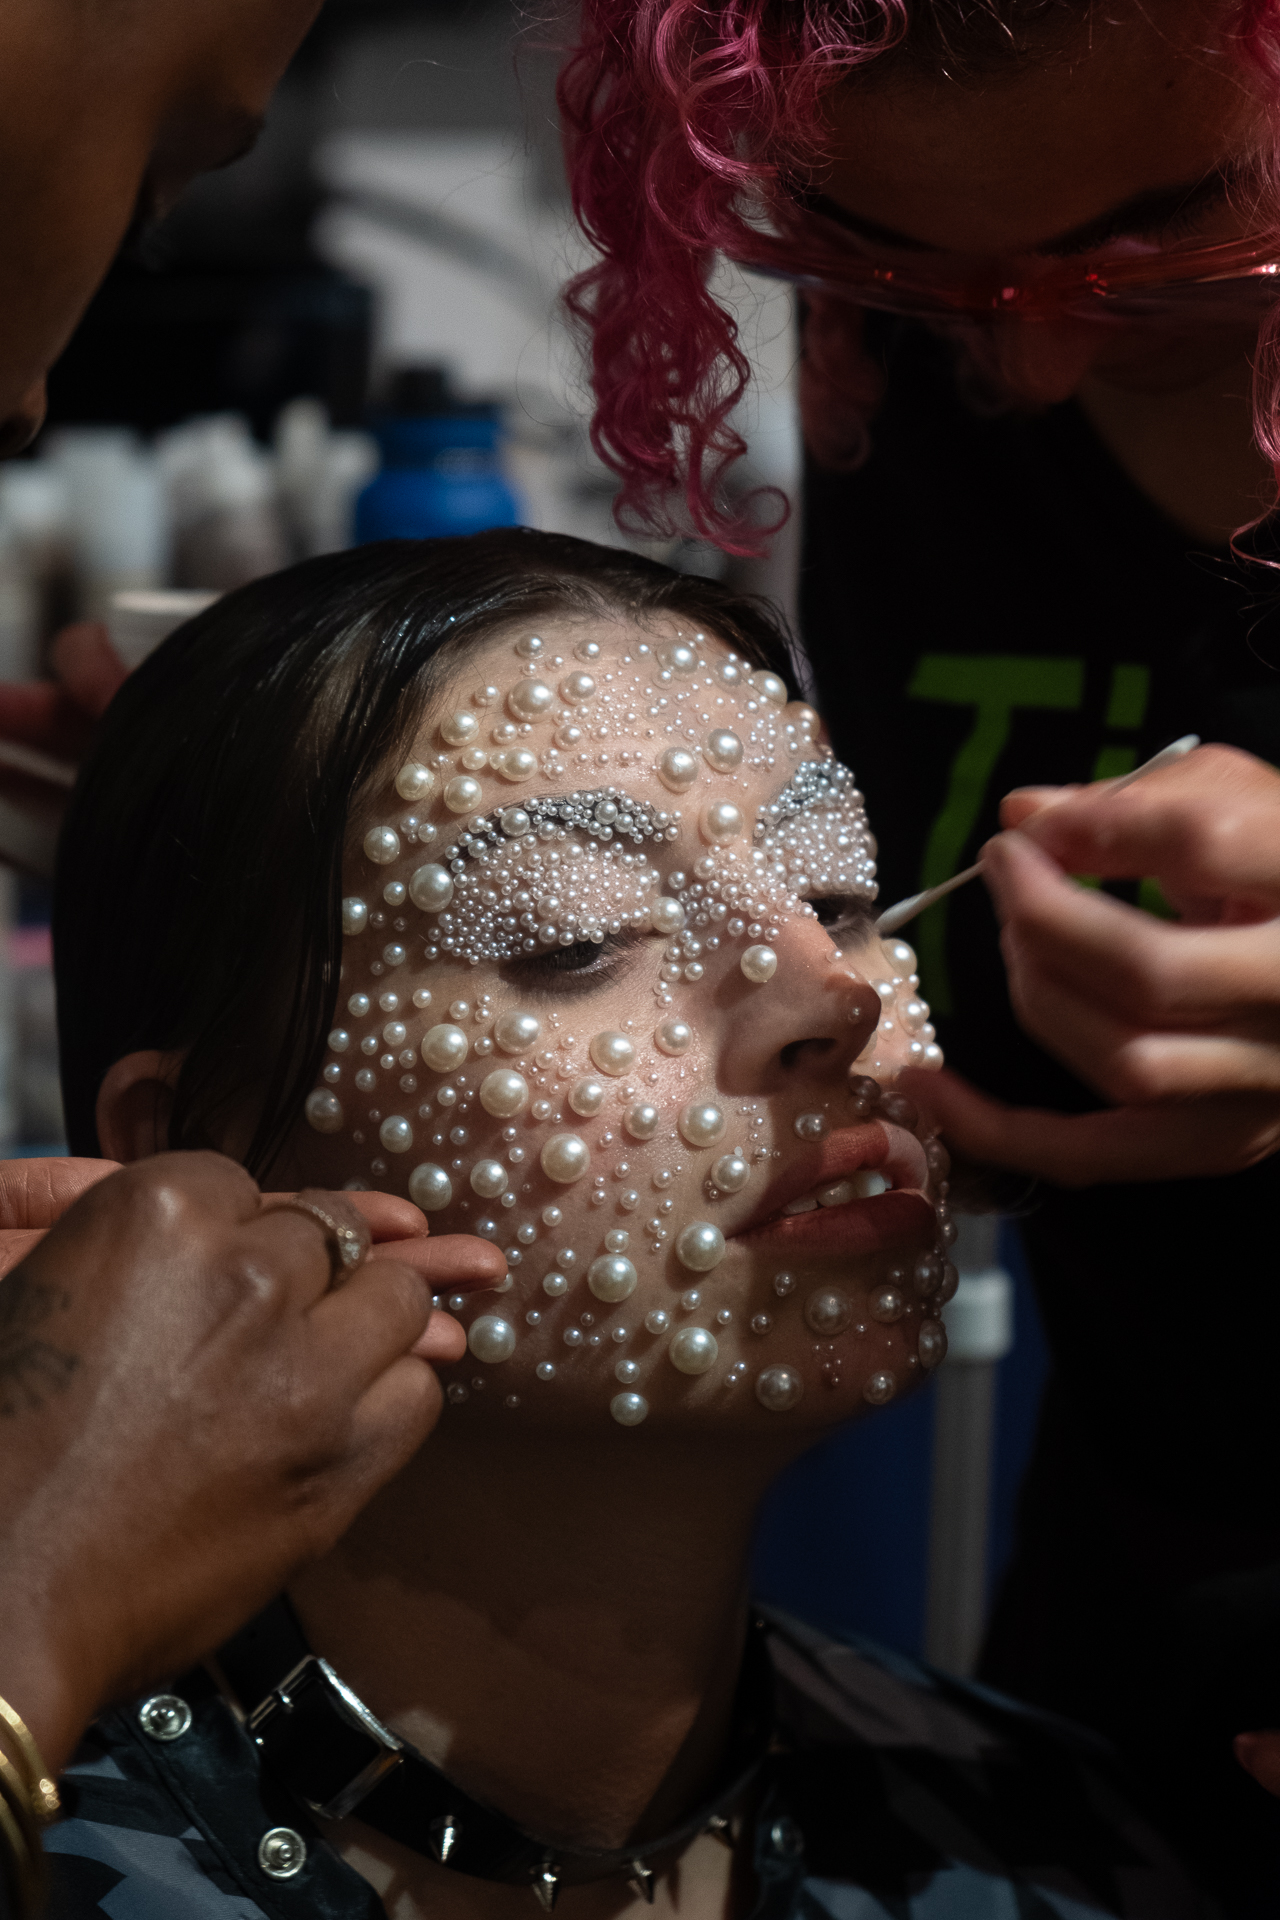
top-left (288, 614), bottom-right (952, 1434)
top-left (0, 0), bottom-right (319, 453)
top-left (817, 0), bottom-right (1270, 398)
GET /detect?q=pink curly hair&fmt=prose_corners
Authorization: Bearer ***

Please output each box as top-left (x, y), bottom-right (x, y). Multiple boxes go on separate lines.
top-left (559, 0), bottom-right (1280, 555)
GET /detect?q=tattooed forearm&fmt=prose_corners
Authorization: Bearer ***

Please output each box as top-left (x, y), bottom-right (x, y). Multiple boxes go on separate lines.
top-left (0, 1270), bottom-right (78, 1416)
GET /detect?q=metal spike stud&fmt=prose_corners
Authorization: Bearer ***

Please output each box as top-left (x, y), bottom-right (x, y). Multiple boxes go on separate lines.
top-left (627, 1860), bottom-right (655, 1903)
top-left (428, 1816), bottom-right (459, 1864)
top-left (706, 1814), bottom-right (734, 1850)
top-left (532, 1862), bottom-right (560, 1911)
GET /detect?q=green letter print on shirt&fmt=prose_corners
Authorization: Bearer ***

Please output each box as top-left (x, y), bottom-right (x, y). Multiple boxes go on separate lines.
top-left (906, 655), bottom-right (1084, 1013)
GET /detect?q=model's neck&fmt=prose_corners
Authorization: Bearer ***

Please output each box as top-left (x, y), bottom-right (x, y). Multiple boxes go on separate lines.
top-left (287, 1419), bottom-right (798, 1852)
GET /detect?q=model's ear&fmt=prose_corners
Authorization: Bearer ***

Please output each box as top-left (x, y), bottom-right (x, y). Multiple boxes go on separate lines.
top-left (95, 1051), bottom-right (182, 1163)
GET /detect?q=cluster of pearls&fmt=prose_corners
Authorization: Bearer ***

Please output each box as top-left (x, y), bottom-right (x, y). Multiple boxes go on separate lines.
top-left (301, 620), bottom-right (955, 1434)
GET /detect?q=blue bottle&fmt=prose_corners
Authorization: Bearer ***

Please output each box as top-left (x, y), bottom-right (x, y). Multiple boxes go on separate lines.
top-left (355, 404), bottom-right (519, 543)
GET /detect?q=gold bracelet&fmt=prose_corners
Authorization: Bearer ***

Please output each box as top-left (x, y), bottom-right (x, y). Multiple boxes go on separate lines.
top-left (0, 1761), bottom-right (45, 1919)
top-left (0, 1697), bottom-right (57, 1823)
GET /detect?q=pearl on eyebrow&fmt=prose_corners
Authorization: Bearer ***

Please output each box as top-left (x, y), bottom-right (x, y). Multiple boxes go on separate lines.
top-left (740, 945), bottom-right (777, 983)
top-left (440, 712), bottom-right (480, 746)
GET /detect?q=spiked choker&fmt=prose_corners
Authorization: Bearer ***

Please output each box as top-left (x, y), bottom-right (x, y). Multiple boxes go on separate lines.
top-left (216, 1598), bottom-right (773, 1909)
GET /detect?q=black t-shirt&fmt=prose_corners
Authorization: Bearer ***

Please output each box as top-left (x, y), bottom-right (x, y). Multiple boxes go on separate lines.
top-left (801, 318), bottom-right (1280, 1895)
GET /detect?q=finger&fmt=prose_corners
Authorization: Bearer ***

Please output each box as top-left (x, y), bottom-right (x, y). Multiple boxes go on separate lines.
top-left (1234, 1733), bottom-right (1280, 1798)
top-left (343, 1353), bottom-right (446, 1496)
top-left (374, 1232), bottom-right (507, 1291)
top-left (50, 622), bottom-right (129, 717)
top-left (411, 1310), bottom-right (466, 1363)
top-left (342, 1191), bottom-right (428, 1243)
top-left (0, 1228), bottom-right (47, 1280)
top-left (1003, 744), bottom-right (1280, 906)
top-left (898, 1067), bottom-right (1280, 1184)
top-left (988, 833), bottom-right (1280, 1025)
top-left (0, 1155), bottom-right (121, 1232)
top-left (308, 1255), bottom-right (436, 1385)
top-left (998, 785), bottom-right (1078, 829)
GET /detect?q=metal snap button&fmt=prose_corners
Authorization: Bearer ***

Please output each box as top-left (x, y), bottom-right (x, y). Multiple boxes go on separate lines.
top-left (258, 1827), bottom-right (307, 1879)
top-left (769, 1815), bottom-right (804, 1857)
top-left (137, 1694), bottom-right (193, 1742)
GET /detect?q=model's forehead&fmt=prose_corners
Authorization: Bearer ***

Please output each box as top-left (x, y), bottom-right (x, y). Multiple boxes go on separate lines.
top-left (385, 613), bottom-right (819, 847)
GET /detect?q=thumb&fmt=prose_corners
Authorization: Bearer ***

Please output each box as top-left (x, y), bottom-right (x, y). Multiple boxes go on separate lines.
top-left (0, 1155), bottom-right (121, 1231)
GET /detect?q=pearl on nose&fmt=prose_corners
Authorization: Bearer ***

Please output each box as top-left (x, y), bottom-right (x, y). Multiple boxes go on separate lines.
top-left (740, 945), bottom-right (777, 984)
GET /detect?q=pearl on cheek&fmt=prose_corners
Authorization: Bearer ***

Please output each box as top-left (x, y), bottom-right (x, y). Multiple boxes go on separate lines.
top-left (678, 1102), bottom-right (725, 1148)
top-left (676, 1222), bottom-right (726, 1272)
top-left (588, 1030), bottom-right (635, 1076)
top-left (494, 1010), bottom-right (541, 1053)
top-left (669, 1326), bottom-right (717, 1374)
top-left (479, 1069), bottom-right (530, 1117)
top-left (569, 1077), bottom-right (607, 1117)
top-left (541, 1133), bottom-right (590, 1183)
top-left (342, 898), bottom-right (368, 935)
top-left (421, 1025), bottom-right (469, 1071)
top-left (468, 1315), bottom-right (516, 1363)
top-left (756, 1366), bottom-right (803, 1412)
top-left (409, 1164), bottom-right (452, 1210)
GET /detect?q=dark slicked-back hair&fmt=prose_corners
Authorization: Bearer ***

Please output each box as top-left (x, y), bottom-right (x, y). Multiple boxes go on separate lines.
top-left (55, 528), bottom-right (793, 1177)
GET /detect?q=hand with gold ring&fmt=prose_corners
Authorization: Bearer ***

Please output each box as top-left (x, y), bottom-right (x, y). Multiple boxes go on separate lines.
top-left (0, 1150), bottom-right (506, 1777)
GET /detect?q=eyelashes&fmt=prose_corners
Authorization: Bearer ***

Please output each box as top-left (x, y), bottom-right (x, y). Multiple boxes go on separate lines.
top-left (506, 931), bottom-right (641, 993)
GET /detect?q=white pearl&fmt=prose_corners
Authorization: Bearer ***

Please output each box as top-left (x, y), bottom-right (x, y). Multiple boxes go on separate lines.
top-left (493, 747), bottom-right (538, 782)
top-left (383, 881), bottom-right (407, 907)
top-left (443, 775), bottom-right (482, 814)
top-left (379, 1115), bottom-right (414, 1155)
top-left (494, 1010), bottom-right (541, 1054)
top-left (500, 807), bottom-right (531, 837)
top-left (363, 827), bottom-right (400, 866)
top-left (644, 1308), bottom-right (670, 1334)
top-left (657, 747), bottom-right (698, 792)
top-left (409, 864), bottom-right (453, 912)
top-left (409, 1163), bottom-right (453, 1211)
top-left (569, 1076), bottom-right (606, 1117)
top-left (678, 1102), bottom-right (725, 1148)
top-left (615, 1358), bottom-right (639, 1383)
top-left (794, 1111), bottom-right (829, 1141)
top-left (589, 1030), bottom-right (635, 1076)
top-left (676, 1222), bottom-right (726, 1271)
top-left (659, 640), bottom-right (698, 675)
top-left (625, 1103), bottom-right (660, 1140)
top-left (699, 801), bottom-right (743, 846)
top-left (560, 672), bottom-right (596, 703)
top-left (752, 671), bottom-right (788, 706)
top-left (740, 945), bottom-right (777, 984)
top-left (669, 1326), bottom-right (718, 1375)
top-left (649, 897), bottom-right (686, 934)
top-left (541, 1133), bottom-right (590, 1183)
top-left (883, 939), bottom-right (917, 973)
top-left (703, 728), bottom-right (743, 772)
top-left (507, 680), bottom-right (554, 721)
top-left (440, 711), bottom-right (479, 746)
top-left (871, 1286), bottom-right (906, 1323)
top-left (328, 1029), bottom-right (351, 1054)
top-left (653, 1018), bottom-right (693, 1056)
top-left (901, 997), bottom-right (929, 1034)
top-left (756, 1365), bottom-right (804, 1412)
top-left (516, 634), bottom-right (544, 658)
top-left (803, 1287), bottom-right (852, 1336)
top-left (341, 897), bottom-right (368, 935)
top-left (468, 1315), bottom-right (516, 1363)
top-left (421, 1024), bottom-right (469, 1071)
top-left (918, 1319), bottom-right (947, 1371)
top-left (305, 1089), bottom-right (344, 1134)
top-left (863, 1371), bottom-right (897, 1406)
top-left (610, 1391), bottom-right (649, 1427)
top-left (542, 1272), bottom-right (568, 1297)
top-left (471, 1159), bottom-right (509, 1198)
top-left (480, 1069), bottom-right (530, 1118)
top-left (712, 1153), bottom-right (750, 1192)
top-left (395, 761), bottom-right (435, 801)
top-left (588, 1255), bottom-right (637, 1302)
top-left (348, 993), bottom-right (371, 1016)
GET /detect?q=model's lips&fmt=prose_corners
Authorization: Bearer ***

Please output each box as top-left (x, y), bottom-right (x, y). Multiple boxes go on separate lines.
top-left (731, 1121), bottom-right (934, 1260)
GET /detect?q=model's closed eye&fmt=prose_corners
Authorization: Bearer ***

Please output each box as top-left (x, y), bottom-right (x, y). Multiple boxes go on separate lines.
top-left (503, 930), bottom-right (642, 994)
